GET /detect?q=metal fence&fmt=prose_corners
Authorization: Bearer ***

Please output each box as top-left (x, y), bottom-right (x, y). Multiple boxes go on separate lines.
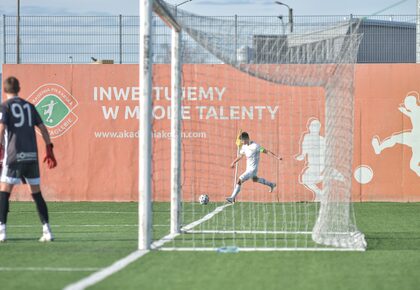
top-left (1, 15), bottom-right (418, 64)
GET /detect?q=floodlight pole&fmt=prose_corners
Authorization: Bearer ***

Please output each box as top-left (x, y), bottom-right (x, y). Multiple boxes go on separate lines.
top-left (275, 1), bottom-right (293, 33)
top-left (139, 0), bottom-right (153, 250)
top-left (278, 15), bottom-right (286, 35)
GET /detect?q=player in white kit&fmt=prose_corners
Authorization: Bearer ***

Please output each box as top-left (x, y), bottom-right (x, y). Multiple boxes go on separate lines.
top-left (226, 132), bottom-right (282, 203)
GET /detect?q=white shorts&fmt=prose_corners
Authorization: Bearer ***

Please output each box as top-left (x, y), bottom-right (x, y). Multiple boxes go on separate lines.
top-left (239, 169), bottom-right (258, 182)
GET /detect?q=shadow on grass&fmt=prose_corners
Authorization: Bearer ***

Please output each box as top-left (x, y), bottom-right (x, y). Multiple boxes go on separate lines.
top-left (366, 232), bottom-right (420, 251)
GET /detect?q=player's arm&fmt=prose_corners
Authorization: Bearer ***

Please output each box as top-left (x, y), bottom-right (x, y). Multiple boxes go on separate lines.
top-left (295, 136), bottom-right (308, 161)
top-left (0, 105), bottom-right (7, 163)
top-left (35, 113), bottom-right (57, 169)
top-left (398, 105), bottom-right (411, 117)
top-left (230, 154), bottom-right (244, 168)
top-left (261, 147), bottom-right (282, 160)
top-left (37, 123), bottom-right (52, 145)
top-left (0, 123), bottom-right (5, 164)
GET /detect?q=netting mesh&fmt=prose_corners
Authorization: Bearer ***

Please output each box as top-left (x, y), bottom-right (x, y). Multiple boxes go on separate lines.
top-left (151, 1), bottom-right (366, 250)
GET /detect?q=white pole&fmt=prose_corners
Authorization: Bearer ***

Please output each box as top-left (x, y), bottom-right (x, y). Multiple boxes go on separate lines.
top-left (171, 27), bottom-right (182, 234)
top-left (16, 0), bottom-right (20, 64)
top-left (139, 0), bottom-right (153, 250)
top-left (417, 0), bottom-right (420, 63)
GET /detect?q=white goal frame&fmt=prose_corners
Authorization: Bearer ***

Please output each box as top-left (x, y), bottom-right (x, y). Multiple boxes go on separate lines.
top-left (140, 0), bottom-right (366, 252)
top-left (139, 0), bottom-right (183, 250)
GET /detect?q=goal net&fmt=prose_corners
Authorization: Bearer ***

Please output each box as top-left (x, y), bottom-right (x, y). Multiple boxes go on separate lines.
top-left (148, 1), bottom-right (367, 251)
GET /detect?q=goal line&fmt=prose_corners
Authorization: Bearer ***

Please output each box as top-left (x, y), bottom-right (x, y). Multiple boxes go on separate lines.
top-left (158, 247), bottom-right (366, 252)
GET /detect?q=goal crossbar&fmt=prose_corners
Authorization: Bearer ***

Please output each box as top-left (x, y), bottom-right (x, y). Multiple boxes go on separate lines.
top-left (153, 0), bottom-right (181, 31)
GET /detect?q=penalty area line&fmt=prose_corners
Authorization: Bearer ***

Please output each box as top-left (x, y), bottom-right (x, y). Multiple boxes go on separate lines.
top-left (62, 250), bottom-right (148, 290)
top-left (63, 203), bottom-right (232, 290)
top-left (10, 224), bottom-right (168, 228)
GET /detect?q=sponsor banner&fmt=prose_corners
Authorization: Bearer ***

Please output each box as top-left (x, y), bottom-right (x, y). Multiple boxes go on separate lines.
top-left (2, 64), bottom-right (419, 202)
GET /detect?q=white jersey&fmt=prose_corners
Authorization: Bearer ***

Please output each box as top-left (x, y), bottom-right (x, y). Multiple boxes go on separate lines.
top-left (240, 141), bottom-right (262, 172)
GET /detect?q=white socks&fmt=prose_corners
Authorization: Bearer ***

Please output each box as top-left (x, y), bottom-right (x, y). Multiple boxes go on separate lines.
top-left (40, 223), bottom-right (54, 242)
top-left (43, 223), bottom-right (52, 234)
top-left (0, 223), bottom-right (6, 242)
top-left (230, 184), bottom-right (241, 199)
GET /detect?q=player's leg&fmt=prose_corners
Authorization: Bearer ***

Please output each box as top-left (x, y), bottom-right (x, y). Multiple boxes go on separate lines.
top-left (227, 179), bottom-right (242, 203)
top-left (0, 184), bottom-right (13, 222)
top-left (303, 184), bottom-right (322, 201)
top-left (301, 167), bottom-right (323, 201)
top-left (227, 171), bottom-right (252, 203)
top-left (24, 163), bottom-right (54, 242)
top-left (372, 133), bottom-right (405, 155)
top-left (410, 149), bottom-right (420, 176)
top-left (29, 184), bottom-right (48, 224)
top-left (0, 184), bottom-right (13, 243)
top-left (401, 133), bottom-right (420, 176)
top-left (252, 176), bottom-right (276, 192)
top-left (28, 184), bottom-right (54, 242)
top-left (0, 164), bottom-right (18, 242)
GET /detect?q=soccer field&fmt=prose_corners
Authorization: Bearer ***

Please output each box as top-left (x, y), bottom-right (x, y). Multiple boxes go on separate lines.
top-left (1, 202), bottom-right (420, 290)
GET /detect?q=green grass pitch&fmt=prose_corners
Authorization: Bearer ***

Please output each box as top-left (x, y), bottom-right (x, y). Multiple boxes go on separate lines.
top-left (1, 202), bottom-right (420, 290)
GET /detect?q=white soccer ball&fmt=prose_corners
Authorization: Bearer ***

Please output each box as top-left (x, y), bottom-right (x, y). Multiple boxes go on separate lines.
top-left (199, 194), bottom-right (209, 205)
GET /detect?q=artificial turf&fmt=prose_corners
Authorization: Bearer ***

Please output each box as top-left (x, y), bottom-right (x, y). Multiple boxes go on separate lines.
top-left (1, 202), bottom-right (420, 290)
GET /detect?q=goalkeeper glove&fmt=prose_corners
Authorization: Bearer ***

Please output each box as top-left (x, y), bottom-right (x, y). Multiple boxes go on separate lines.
top-left (44, 143), bottom-right (57, 169)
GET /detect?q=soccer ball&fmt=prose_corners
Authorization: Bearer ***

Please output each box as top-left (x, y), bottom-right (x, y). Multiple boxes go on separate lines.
top-left (199, 194), bottom-right (209, 205)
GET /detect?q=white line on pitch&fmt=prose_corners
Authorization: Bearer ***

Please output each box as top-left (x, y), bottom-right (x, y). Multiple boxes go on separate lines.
top-left (185, 230), bottom-right (312, 234)
top-left (11, 224), bottom-right (137, 228)
top-left (62, 250), bottom-right (148, 290)
top-left (0, 267), bottom-right (102, 272)
top-left (152, 204), bottom-right (232, 249)
top-left (63, 203), bottom-right (232, 290)
top-left (13, 211), bottom-right (137, 214)
top-left (181, 204), bottom-right (232, 232)
top-left (158, 247), bottom-right (366, 252)
top-left (9, 224), bottom-right (168, 228)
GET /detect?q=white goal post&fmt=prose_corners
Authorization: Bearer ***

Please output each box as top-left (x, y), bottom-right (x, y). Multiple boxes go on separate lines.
top-left (139, 0), bottom-right (183, 250)
top-left (138, 0), bottom-right (153, 251)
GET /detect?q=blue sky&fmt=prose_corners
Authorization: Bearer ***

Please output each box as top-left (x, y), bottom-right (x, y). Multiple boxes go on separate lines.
top-left (0, 0), bottom-right (417, 16)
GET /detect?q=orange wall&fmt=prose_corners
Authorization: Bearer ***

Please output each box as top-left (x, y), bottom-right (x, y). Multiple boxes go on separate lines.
top-left (354, 64), bottom-right (420, 201)
top-left (2, 64), bottom-right (419, 202)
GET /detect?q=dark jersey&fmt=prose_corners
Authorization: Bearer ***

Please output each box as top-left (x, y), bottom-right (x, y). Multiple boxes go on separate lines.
top-left (0, 97), bottom-right (43, 165)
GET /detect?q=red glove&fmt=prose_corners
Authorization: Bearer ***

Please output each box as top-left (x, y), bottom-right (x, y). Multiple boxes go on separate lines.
top-left (43, 143), bottom-right (57, 169)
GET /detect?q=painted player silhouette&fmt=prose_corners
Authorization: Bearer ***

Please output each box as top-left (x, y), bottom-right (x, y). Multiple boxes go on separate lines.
top-left (41, 100), bottom-right (57, 123)
top-left (372, 93), bottom-right (420, 176)
top-left (296, 118), bottom-right (344, 201)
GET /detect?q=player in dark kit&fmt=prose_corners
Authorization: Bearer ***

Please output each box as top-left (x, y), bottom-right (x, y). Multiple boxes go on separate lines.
top-left (0, 76), bottom-right (57, 242)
